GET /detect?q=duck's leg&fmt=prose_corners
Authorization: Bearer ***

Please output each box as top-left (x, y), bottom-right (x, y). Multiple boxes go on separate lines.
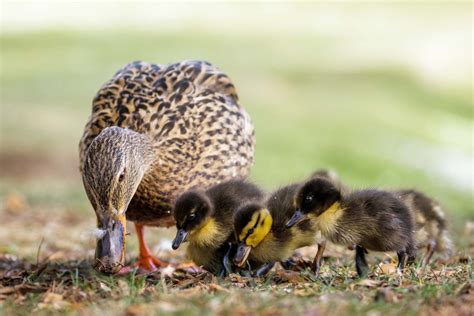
top-left (421, 240), bottom-right (436, 267)
top-left (397, 250), bottom-right (406, 272)
top-left (221, 242), bottom-right (234, 276)
top-left (311, 240), bottom-right (327, 276)
top-left (355, 245), bottom-right (369, 278)
top-left (120, 224), bottom-right (167, 273)
top-left (254, 262), bottom-right (275, 277)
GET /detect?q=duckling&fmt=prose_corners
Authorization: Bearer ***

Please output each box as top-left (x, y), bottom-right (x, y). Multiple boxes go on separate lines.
top-left (313, 169), bottom-right (453, 266)
top-left (233, 184), bottom-right (325, 275)
top-left (395, 189), bottom-right (453, 266)
top-left (79, 60), bottom-right (256, 273)
top-left (172, 179), bottom-right (265, 275)
top-left (287, 177), bottom-right (416, 277)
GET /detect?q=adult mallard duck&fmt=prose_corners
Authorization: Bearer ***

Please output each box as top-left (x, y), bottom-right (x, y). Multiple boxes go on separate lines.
top-left (79, 60), bottom-right (255, 273)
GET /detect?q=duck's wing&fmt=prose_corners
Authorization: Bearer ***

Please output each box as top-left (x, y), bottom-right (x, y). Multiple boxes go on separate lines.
top-left (79, 60), bottom-right (248, 172)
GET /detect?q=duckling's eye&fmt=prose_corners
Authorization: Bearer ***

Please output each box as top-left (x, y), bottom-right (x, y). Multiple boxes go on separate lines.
top-left (118, 169), bottom-right (126, 182)
top-left (305, 195), bottom-right (313, 203)
top-left (248, 228), bottom-right (255, 235)
top-left (188, 213), bottom-right (196, 221)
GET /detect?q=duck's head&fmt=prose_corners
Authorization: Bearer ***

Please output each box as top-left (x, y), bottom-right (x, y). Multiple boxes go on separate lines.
top-left (286, 178), bottom-right (341, 228)
top-left (172, 191), bottom-right (214, 249)
top-left (233, 203), bottom-right (273, 267)
top-left (82, 127), bottom-right (153, 273)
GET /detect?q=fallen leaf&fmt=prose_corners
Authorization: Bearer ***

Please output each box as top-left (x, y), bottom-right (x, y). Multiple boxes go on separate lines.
top-left (376, 262), bottom-right (398, 275)
top-left (42, 292), bottom-right (63, 303)
top-left (99, 282), bottom-right (112, 292)
top-left (355, 279), bottom-right (382, 288)
top-left (209, 283), bottom-right (230, 293)
top-left (0, 287), bottom-right (16, 295)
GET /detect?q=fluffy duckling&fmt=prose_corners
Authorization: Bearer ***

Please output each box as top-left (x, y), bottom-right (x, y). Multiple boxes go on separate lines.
top-left (287, 177), bottom-right (416, 277)
top-left (233, 184), bottom-right (324, 275)
top-left (172, 179), bottom-right (265, 275)
top-left (313, 168), bottom-right (453, 266)
top-left (395, 189), bottom-right (453, 266)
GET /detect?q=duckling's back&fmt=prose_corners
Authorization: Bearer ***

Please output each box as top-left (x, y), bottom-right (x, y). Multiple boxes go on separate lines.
top-left (340, 190), bottom-right (416, 255)
top-left (207, 179), bottom-right (266, 227)
top-left (396, 189), bottom-right (453, 256)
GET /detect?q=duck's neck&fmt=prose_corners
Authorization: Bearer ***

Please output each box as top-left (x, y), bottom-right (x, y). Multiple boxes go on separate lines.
top-left (311, 201), bottom-right (343, 238)
top-left (188, 218), bottom-right (226, 248)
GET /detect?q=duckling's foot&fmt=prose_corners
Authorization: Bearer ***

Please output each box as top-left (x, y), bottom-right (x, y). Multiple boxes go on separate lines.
top-left (254, 262), bottom-right (275, 277)
top-left (311, 240), bottom-right (327, 277)
top-left (355, 245), bottom-right (369, 278)
top-left (221, 242), bottom-right (235, 277)
top-left (421, 240), bottom-right (436, 267)
top-left (396, 251), bottom-right (406, 273)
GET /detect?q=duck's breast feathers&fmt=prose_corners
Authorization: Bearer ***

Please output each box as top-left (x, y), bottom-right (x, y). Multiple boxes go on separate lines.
top-left (79, 60), bottom-right (254, 173)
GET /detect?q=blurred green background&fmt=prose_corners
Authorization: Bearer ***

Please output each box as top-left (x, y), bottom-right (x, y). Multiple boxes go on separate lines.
top-left (1, 2), bottom-right (472, 235)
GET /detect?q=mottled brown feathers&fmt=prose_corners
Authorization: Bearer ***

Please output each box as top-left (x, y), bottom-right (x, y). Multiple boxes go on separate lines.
top-left (79, 60), bottom-right (255, 226)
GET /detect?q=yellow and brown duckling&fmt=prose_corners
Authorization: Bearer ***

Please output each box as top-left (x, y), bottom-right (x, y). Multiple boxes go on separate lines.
top-left (172, 179), bottom-right (265, 275)
top-left (79, 60), bottom-right (256, 273)
top-left (313, 168), bottom-right (453, 266)
top-left (233, 184), bottom-right (325, 275)
top-left (395, 189), bottom-right (453, 266)
top-left (287, 177), bottom-right (416, 277)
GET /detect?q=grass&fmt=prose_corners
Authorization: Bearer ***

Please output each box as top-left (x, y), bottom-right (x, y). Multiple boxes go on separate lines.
top-left (1, 3), bottom-right (473, 315)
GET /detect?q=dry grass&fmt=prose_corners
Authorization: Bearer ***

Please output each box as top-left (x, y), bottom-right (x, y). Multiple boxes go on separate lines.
top-left (0, 192), bottom-right (473, 316)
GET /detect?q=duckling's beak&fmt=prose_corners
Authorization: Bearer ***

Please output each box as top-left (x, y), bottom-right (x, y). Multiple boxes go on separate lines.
top-left (286, 209), bottom-right (305, 228)
top-left (172, 228), bottom-right (188, 250)
top-left (234, 243), bottom-right (252, 267)
top-left (94, 213), bottom-right (126, 274)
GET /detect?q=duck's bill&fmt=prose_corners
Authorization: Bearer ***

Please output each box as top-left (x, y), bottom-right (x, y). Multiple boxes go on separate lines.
top-left (94, 213), bottom-right (126, 274)
top-left (286, 209), bottom-right (305, 228)
top-left (234, 243), bottom-right (252, 267)
top-left (172, 228), bottom-right (188, 250)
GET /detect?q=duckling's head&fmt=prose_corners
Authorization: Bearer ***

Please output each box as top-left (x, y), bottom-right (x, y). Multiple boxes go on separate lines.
top-left (286, 178), bottom-right (341, 228)
top-left (172, 191), bottom-right (213, 249)
top-left (233, 203), bottom-right (273, 267)
top-left (82, 127), bottom-right (154, 273)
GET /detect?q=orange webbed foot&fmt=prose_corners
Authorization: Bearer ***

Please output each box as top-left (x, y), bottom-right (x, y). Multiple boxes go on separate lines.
top-left (118, 255), bottom-right (168, 274)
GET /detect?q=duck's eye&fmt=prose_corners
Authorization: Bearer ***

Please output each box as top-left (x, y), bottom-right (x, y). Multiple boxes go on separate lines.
top-left (118, 170), bottom-right (126, 182)
top-left (188, 213), bottom-right (196, 221)
top-left (305, 195), bottom-right (313, 203)
top-left (248, 228), bottom-right (255, 235)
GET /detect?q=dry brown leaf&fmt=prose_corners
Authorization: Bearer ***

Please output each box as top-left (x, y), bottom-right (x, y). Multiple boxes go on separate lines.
top-left (3, 192), bottom-right (29, 214)
top-left (376, 262), bottom-right (398, 275)
top-left (275, 270), bottom-right (304, 284)
top-left (0, 287), bottom-right (16, 295)
top-left (126, 304), bottom-right (147, 316)
top-left (209, 283), bottom-right (230, 293)
top-left (42, 292), bottom-right (63, 303)
top-left (355, 279), bottom-right (382, 288)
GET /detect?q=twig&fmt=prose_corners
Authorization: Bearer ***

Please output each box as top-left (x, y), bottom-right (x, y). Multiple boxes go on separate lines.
top-left (36, 238), bottom-right (45, 266)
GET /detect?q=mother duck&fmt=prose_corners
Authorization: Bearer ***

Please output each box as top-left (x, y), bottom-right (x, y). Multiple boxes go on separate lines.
top-left (79, 60), bottom-right (255, 273)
